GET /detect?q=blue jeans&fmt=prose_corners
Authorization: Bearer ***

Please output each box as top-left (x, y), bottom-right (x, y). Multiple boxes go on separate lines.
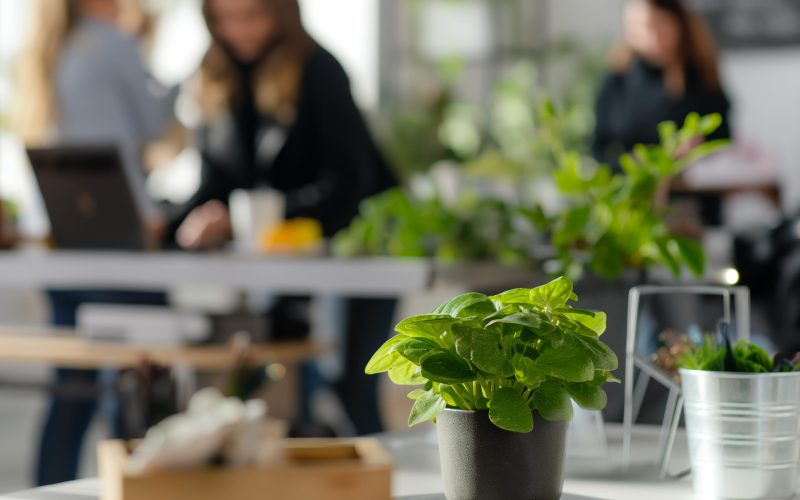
top-left (36, 290), bottom-right (166, 486)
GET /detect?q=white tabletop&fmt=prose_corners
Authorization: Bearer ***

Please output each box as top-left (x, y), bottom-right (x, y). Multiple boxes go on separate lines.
top-left (0, 424), bottom-right (740, 500)
top-left (0, 249), bottom-right (560, 298)
top-left (0, 249), bottom-right (431, 297)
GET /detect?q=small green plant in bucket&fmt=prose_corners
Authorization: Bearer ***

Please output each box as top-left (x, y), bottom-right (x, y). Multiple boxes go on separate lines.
top-left (678, 327), bottom-right (800, 500)
top-left (678, 325), bottom-right (800, 373)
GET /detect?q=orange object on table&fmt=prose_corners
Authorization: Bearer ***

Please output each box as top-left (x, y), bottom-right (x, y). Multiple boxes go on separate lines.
top-left (260, 218), bottom-right (323, 255)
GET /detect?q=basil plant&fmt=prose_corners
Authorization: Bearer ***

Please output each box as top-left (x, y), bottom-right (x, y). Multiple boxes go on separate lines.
top-left (366, 277), bottom-right (619, 433)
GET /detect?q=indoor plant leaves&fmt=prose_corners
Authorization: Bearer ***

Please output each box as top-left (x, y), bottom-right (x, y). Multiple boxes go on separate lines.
top-left (365, 277), bottom-right (619, 433)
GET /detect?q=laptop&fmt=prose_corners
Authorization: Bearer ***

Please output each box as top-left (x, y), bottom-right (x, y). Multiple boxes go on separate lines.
top-left (27, 145), bottom-right (153, 250)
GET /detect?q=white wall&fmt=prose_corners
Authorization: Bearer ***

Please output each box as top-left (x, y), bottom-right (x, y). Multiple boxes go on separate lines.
top-left (545, 0), bottom-right (625, 42)
top-left (300, 0), bottom-right (379, 109)
top-left (722, 50), bottom-right (800, 211)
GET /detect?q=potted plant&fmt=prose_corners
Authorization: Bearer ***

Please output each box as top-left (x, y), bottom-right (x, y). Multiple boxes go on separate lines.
top-left (366, 277), bottom-right (618, 500)
top-left (678, 335), bottom-right (800, 500)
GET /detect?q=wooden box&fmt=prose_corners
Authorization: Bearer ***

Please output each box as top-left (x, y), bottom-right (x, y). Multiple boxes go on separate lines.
top-left (98, 438), bottom-right (393, 500)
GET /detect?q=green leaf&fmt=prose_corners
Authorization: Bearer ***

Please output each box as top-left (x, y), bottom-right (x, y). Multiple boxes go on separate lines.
top-left (395, 315), bottom-right (459, 342)
top-left (408, 389), bottom-right (446, 427)
top-left (388, 359), bottom-right (426, 385)
top-left (490, 288), bottom-right (533, 306)
top-left (568, 333), bottom-right (619, 371)
top-left (672, 237), bottom-right (705, 278)
top-left (589, 236), bottom-right (626, 280)
top-left (452, 323), bottom-right (513, 377)
top-left (529, 277), bottom-right (576, 310)
top-left (365, 335), bottom-right (408, 374)
top-left (512, 354), bottom-right (545, 388)
top-left (658, 120), bottom-right (678, 152)
top-left (733, 340), bottom-right (773, 372)
top-left (556, 206), bottom-right (591, 244)
top-left (556, 308), bottom-right (607, 336)
top-left (489, 387), bottom-right (533, 433)
top-left (407, 389), bottom-right (426, 400)
top-left (566, 381), bottom-right (608, 410)
top-left (532, 380), bottom-right (574, 422)
top-left (420, 350), bottom-right (477, 383)
top-left (487, 311), bottom-right (556, 338)
top-left (655, 238), bottom-right (682, 277)
top-left (433, 292), bottom-right (496, 318)
top-left (679, 139), bottom-right (730, 169)
top-left (681, 112), bottom-right (701, 138)
top-left (438, 385), bottom-right (460, 407)
top-left (395, 337), bottom-right (441, 364)
top-left (531, 337), bottom-right (595, 382)
top-left (699, 113), bottom-right (722, 136)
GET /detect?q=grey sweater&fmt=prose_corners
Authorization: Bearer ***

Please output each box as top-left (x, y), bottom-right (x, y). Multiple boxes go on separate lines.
top-left (54, 18), bottom-right (178, 216)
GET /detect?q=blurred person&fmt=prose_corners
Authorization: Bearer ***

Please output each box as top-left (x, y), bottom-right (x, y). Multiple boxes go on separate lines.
top-left (172, 0), bottom-right (394, 248)
top-left (172, 0), bottom-right (395, 434)
top-left (592, 0), bottom-right (731, 168)
top-left (15, 0), bottom-right (177, 485)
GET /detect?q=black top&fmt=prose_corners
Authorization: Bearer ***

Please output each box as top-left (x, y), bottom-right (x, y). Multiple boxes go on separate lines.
top-left (173, 46), bottom-right (395, 238)
top-left (233, 59), bottom-right (260, 175)
top-left (592, 58), bottom-right (732, 168)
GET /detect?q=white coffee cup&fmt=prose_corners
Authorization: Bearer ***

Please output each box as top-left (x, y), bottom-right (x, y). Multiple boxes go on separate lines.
top-left (229, 189), bottom-right (285, 252)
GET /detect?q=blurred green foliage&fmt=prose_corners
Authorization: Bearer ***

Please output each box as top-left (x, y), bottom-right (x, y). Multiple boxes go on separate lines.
top-left (337, 113), bottom-right (729, 283)
top-left (332, 187), bottom-right (538, 265)
top-left (529, 113), bottom-right (729, 280)
top-left (381, 42), bottom-right (606, 182)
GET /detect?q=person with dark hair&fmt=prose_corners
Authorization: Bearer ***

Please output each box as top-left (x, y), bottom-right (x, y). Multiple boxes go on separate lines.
top-left (593, 0), bottom-right (732, 168)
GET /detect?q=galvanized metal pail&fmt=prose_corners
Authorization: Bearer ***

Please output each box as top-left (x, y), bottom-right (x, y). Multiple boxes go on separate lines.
top-left (680, 369), bottom-right (800, 499)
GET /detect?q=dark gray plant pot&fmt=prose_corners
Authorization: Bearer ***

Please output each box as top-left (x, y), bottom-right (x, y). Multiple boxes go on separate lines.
top-left (436, 408), bottom-right (568, 500)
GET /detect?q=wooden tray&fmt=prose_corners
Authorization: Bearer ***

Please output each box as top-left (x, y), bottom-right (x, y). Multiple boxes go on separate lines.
top-left (98, 438), bottom-right (393, 500)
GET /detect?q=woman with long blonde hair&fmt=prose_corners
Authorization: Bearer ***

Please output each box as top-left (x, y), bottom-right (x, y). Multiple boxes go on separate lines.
top-left (17, 0), bottom-right (173, 218)
top-left (170, 0), bottom-right (395, 436)
top-left (15, 0), bottom-right (177, 485)
top-left (171, 0), bottom-right (395, 249)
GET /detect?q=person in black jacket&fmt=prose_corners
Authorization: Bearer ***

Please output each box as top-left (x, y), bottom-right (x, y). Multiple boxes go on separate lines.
top-left (593, 0), bottom-right (732, 169)
top-left (174, 0), bottom-right (394, 247)
top-left (175, 0), bottom-right (396, 435)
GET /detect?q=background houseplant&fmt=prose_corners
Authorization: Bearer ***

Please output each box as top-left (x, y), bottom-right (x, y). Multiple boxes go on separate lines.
top-left (678, 338), bottom-right (800, 500)
top-left (365, 277), bottom-right (618, 500)
top-left (530, 112), bottom-right (729, 281)
top-left (335, 112), bottom-right (728, 283)
top-left (331, 186), bottom-right (538, 266)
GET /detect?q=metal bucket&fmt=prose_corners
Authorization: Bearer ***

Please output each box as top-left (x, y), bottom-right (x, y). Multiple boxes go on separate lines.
top-left (680, 369), bottom-right (800, 499)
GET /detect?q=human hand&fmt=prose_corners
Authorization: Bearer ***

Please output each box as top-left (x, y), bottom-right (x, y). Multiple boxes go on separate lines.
top-left (176, 200), bottom-right (232, 249)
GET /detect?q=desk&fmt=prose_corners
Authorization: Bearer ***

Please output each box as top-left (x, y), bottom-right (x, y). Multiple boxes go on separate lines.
top-left (0, 250), bottom-right (432, 297)
top-left (0, 250), bottom-right (548, 435)
top-left (0, 328), bottom-right (329, 372)
top-left (0, 248), bottom-right (732, 294)
top-left (0, 424), bottom-right (753, 500)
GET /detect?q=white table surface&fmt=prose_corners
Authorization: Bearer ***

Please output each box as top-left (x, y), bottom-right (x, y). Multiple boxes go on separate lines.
top-left (0, 247), bottom-right (734, 298)
top-left (0, 249), bottom-right (431, 297)
top-left (6, 424), bottom-right (788, 500)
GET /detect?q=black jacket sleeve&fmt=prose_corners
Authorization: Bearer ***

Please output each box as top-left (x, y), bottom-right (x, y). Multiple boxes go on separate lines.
top-left (283, 51), bottom-right (391, 235)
